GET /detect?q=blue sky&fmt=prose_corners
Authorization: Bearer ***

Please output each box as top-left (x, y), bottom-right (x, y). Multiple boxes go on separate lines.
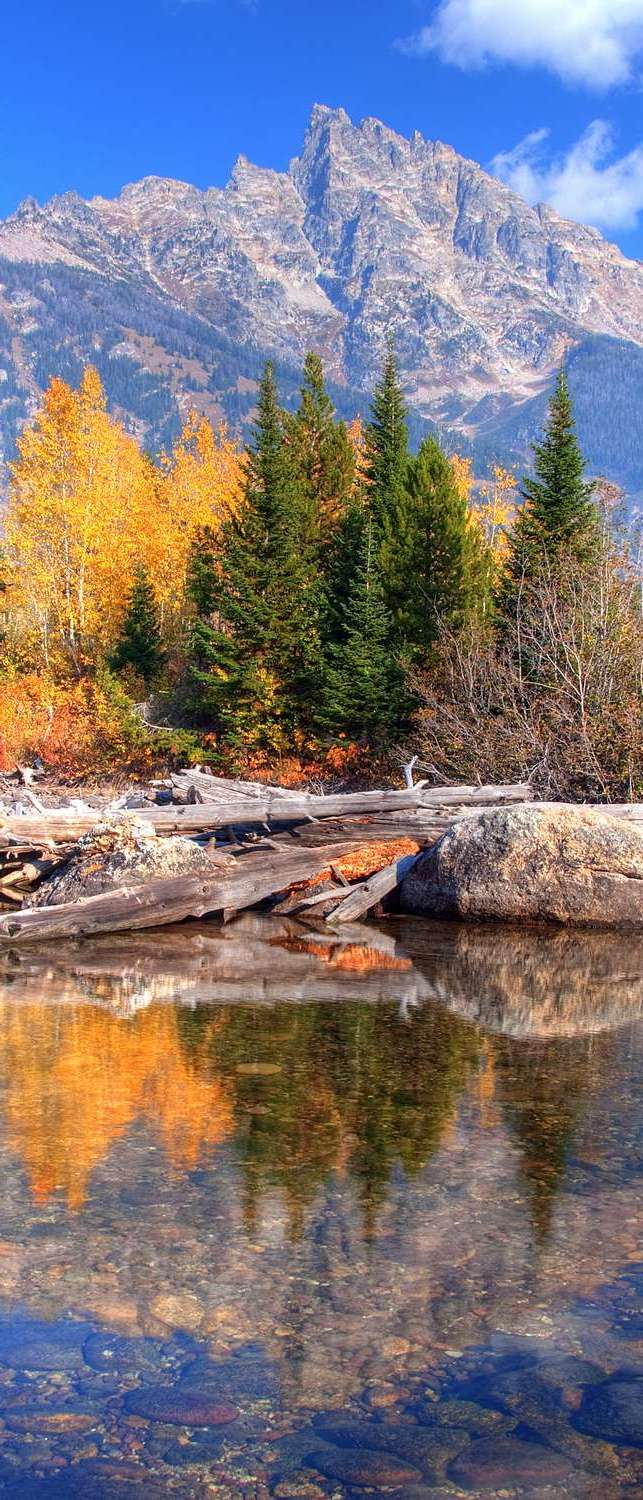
top-left (3, 0), bottom-right (643, 258)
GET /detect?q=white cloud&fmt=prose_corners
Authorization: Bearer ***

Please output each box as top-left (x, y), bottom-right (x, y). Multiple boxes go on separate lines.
top-left (400, 0), bottom-right (643, 89)
top-left (491, 122), bottom-right (643, 231)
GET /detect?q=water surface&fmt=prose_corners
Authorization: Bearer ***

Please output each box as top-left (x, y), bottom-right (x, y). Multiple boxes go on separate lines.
top-left (0, 915), bottom-right (639, 1496)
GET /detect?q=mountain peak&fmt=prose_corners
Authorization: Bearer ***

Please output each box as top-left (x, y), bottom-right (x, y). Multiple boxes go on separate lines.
top-left (0, 107), bottom-right (643, 490)
top-left (308, 103), bottom-right (351, 129)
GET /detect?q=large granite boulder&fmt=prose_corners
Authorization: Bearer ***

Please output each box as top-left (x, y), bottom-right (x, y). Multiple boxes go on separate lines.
top-left (399, 804), bottom-right (643, 929)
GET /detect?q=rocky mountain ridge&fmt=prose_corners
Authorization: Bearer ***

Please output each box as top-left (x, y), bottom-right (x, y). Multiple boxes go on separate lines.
top-left (1, 105), bottom-right (643, 489)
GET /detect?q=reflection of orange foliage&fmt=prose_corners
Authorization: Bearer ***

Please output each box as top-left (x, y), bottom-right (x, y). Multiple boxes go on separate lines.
top-left (0, 1004), bottom-right (233, 1210)
top-left (332, 945), bottom-right (412, 974)
top-left (477, 1039), bottom-right (501, 1131)
top-left (269, 936), bottom-right (411, 973)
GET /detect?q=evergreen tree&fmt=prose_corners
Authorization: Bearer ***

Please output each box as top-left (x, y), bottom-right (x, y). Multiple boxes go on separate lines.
top-left (377, 436), bottom-right (489, 655)
top-left (184, 363), bottom-right (321, 751)
top-left (184, 527), bottom-right (228, 723)
top-left (366, 342), bottom-right (410, 529)
top-left (287, 352), bottom-right (355, 552)
top-left (504, 369), bottom-right (598, 599)
top-left (317, 519), bottom-right (406, 745)
top-left (321, 495), bottom-right (368, 651)
top-left (110, 563), bottom-right (166, 685)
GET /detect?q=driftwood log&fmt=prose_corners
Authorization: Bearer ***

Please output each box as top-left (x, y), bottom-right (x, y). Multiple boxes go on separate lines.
top-left (0, 782), bottom-right (534, 843)
top-left (0, 840), bottom-right (366, 946)
top-left (0, 777), bottom-right (641, 943)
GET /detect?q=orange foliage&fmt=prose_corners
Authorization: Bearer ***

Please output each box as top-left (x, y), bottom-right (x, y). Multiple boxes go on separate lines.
top-left (156, 410), bottom-right (245, 633)
top-left (0, 1002), bottom-right (233, 1210)
top-left (5, 370), bottom-right (153, 671)
top-left (292, 837), bottom-right (421, 892)
top-left (451, 453), bottom-right (473, 502)
top-left (346, 417), bottom-right (370, 494)
top-left (0, 674), bottom-right (97, 774)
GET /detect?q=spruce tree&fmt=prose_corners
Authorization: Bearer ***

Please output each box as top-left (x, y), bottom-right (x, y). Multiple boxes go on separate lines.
top-left (322, 496), bottom-right (368, 650)
top-left (366, 342), bottom-right (410, 529)
top-left (185, 363), bottom-right (321, 752)
top-left (110, 563), bottom-right (166, 685)
top-left (287, 352), bottom-right (355, 551)
top-left (317, 520), bottom-right (406, 745)
top-left (184, 527), bottom-right (228, 723)
top-left (377, 436), bottom-right (489, 656)
top-left (504, 369), bottom-right (598, 598)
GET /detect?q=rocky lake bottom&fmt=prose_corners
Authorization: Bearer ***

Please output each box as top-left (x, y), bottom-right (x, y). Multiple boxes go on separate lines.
top-left (0, 914), bottom-right (639, 1497)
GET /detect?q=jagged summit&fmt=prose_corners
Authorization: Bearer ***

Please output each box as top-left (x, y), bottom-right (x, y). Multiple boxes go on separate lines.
top-left (1, 106), bottom-right (643, 489)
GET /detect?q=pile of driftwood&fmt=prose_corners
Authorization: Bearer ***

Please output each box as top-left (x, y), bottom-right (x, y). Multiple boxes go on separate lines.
top-left (0, 769), bottom-right (640, 947)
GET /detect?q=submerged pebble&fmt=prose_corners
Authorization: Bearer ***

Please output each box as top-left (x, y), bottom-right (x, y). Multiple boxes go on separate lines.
top-left (449, 1434), bottom-right (575, 1489)
top-left (0, 1320), bottom-right (92, 1372)
top-left (83, 1332), bottom-right (166, 1375)
top-left (124, 1384), bottom-right (239, 1426)
top-left (307, 1447), bottom-right (423, 1486)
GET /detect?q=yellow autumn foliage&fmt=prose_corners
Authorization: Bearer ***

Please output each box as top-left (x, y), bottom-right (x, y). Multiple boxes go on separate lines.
top-left (4, 371), bottom-right (245, 672)
top-left (475, 464), bottom-right (517, 559)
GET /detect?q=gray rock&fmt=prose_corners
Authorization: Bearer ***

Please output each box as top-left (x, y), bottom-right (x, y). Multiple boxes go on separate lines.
top-left (449, 1434), bottom-right (574, 1490)
top-left (30, 817), bottom-right (213, 907)
top-left (575, 1377), bottom-right (643, 1445)
top-left (400, 805), bottom-right (643, 929)
top-left (0, 1317), bottom-right (93, 1371)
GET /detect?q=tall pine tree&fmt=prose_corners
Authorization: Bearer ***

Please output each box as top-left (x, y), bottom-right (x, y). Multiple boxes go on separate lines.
top-left (287, 352), bottom-right (355, 552)
top-left (110, 564), bottom-right (166, 685)
top-left (317, 519), bottom-right (406, 746)
top-left (373, 434), bottom-right (489, 656)
top-left (366, 341), bottom-right (410, 530)
top-left (504, 369), bottom-right (598, 600)
top-left (184, 363), bottom-right (321, 753)
top-left (397, 437), bottom-right (489, 650)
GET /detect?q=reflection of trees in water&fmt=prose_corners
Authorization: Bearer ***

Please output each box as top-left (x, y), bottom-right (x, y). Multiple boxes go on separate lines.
top-left (0, 1003), bottom-right (233, 1209)
top-left (0, 985), bottom-right (616, 1244)
top-left (179, 1002), bottom-right (480, 1240)
top-left (489, 1032), bottom-right (614, 1243)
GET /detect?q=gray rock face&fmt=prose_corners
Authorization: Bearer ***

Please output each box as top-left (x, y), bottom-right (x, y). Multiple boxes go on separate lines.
top-left (399, 804), bottom-right (643, 929)
top-left (2, 105), bottom-right (643, 477)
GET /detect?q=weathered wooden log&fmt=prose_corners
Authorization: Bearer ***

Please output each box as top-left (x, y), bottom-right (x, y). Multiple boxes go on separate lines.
top-left (0, 783), bottom-right (533, 841)
top-left (330, 853), bottom-right (421, 924)
top-left (0, 840), bottom-right (364, 946)
top-left (0, 783), bottom-right (639, 850)
top-left (171, 770), bottom-right (302, 802)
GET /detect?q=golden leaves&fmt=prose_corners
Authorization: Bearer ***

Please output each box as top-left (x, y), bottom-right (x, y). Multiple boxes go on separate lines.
top-left (4, 378), bottom-right (245, 672)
